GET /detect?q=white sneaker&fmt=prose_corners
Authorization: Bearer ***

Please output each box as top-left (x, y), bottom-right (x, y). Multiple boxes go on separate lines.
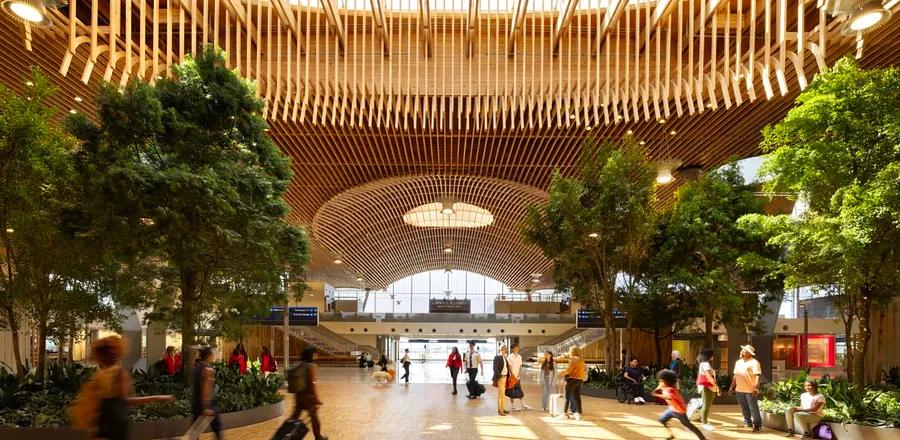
top-left (637, 397), bottom-right (646, 403)
top-left (522, 404), bottom-right (532, 410)
top-left (634, 397), bottom-right (641, 403)
top-left (702, 424), bottom-right (715, 431)
top-left (573, 413), bottom-right (581, 421)
top-left (555, 413), bottom-right (568, 420)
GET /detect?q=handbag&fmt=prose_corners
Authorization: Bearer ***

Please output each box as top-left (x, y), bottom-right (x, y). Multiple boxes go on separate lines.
top-left (506, 375), bottom-right (519, 390)
top-left (696, 372), bottom-right (714, 388)
top-left (505, 383), bottom-right (524, 399)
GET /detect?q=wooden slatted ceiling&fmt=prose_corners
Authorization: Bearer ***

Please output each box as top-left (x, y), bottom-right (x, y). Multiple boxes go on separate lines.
top-left (1, 1), bottom-right (898, 289)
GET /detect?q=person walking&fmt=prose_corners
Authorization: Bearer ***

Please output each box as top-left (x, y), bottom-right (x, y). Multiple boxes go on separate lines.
top-left (288, 347), bottom-right (329, 440)
top-left (785, 380), bottom-right (825, 438)
top-left (377, 352), bottom-right (389, 372)
top-left (539, 351), bottom-right (556, 413)
top-left (70, 336), bottom-right (174, 440)
top-left (729, 344), bottom-right (763, 432)
top-left (492, 345), bottom-right (510, 416)
top-left (446, 347), bottom-right (463, 395)
top-left (652, 369), bottom-right (707, 440)
top-left (506, 344), bottom-right (528, 410)
top-left (464, 341), bottom-right (482, 384)
top-left (557, 346), bottom-right (587, 420)
top-left (400, 348), bottom-right (411, 384)
top-left (695, 348), bottom-right (721, 431)
top-left (193, 347), bottom-right (223, 440)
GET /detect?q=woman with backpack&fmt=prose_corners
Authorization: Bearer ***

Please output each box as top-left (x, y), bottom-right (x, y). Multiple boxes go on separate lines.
top-left (70, 336), bottom-right (174, 440)
top-left (228, 343), bottom-right (248, 375)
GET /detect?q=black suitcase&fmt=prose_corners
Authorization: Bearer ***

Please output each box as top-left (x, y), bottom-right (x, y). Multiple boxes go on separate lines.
top-left (271, 419), bottom-right (309, 440)
top-left (466, 379), bottom-right (486, 397)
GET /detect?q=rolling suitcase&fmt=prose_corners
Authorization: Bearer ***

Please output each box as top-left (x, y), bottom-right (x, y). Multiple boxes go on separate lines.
top-left (466, 379), bottom-right (486, 398)
top-left (271, 418), bottom-right (309, 440)
top-left (548, 384), bottom-right (566, 417)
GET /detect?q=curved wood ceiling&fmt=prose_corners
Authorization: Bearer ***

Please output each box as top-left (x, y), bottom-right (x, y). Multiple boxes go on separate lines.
top-left (0, 0), bottom-right (898, 288)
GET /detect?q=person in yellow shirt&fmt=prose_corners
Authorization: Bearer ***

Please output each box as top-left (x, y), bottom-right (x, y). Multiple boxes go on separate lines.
top-left (557, 346), bottom-right (587, 420)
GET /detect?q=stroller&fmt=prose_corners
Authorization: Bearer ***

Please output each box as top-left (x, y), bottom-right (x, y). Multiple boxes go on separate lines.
top-left (616, 376), bottom-right (645, 404)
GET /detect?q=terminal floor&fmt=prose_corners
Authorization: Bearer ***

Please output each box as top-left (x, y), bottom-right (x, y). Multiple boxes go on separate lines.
top-left (201, 365), bottom-right (788, 440)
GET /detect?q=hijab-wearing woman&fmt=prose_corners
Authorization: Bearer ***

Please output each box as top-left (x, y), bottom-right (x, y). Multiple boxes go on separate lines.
top-left (540, 351), bottom-right (556, 412)
top-left (446, 347), bottom-right (463, 395)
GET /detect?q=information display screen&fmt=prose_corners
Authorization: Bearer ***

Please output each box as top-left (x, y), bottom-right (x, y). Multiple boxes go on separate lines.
top-left (253, 306), bottom-right (319, 326)
top-left (576, 308), bottom-right (626, 328)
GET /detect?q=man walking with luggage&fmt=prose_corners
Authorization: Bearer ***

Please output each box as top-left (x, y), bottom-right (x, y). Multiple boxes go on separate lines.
top-left (464, 341), bottom-right (482, 383)
top-left (280, 347), bottom-right (328, 440)
top-left (492, 345), bottom-right (510, 416)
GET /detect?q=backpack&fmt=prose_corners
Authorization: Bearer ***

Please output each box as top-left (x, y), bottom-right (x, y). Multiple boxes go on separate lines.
top-left (287, 362), bottom-right (311, 394)
top-left (269, 356), bottom-right (278, 372)
top-left (811, 422), bottom-right (835, 440)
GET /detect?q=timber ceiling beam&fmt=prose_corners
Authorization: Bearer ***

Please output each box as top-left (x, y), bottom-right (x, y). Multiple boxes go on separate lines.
top-left (271, 0), bottom-right (306, 55)
top-left (370, 0), bottom-right (390, 56)
top-left (320, 0), bottom-right (347, 55)
top-left (419, 0), bottom-right (432, 57)
top-left (506, 0), bottom-right (528, 56)
top-left (464, 0), bottom-right (478, 57)
top-left (596, 0), bottom-right (628, 54)
top-left (552, 0), bottom-right (580, 54)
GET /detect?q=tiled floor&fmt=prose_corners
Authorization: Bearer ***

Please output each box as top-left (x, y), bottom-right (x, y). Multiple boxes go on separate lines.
top-left (201, 365), bottom-right (787, 440)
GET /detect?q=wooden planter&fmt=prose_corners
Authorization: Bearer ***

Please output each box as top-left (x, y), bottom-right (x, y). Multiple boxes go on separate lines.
top-left (761, 411), bottom-right (790, 432)
top-left (0, 400), bottom-right (284, 440)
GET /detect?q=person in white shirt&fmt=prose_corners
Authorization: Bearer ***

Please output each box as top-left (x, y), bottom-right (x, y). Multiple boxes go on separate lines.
top-left (729, 344), bottom-right (763, 432)
top-left (464, 341), bottom-right (483, 384)
top-left (506, 344), bottom-right (530, 411)
top-left (785, 380), bottom-right (826, 437)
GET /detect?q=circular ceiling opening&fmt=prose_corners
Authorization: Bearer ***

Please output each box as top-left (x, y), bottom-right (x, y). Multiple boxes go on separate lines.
top-left (402, 201), bottom-right (494, 228)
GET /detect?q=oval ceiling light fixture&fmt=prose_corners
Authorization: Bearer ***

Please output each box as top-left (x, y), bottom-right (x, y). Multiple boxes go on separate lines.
top-left (843, 0), bottom-right (891, 34)
top-left (403, 200), bottom-right (494, 228)
top-left (656, 159), bottom-right (683, 185)
top-left (588, 232), bottom-right (600, 238)
top-left (1, 0), bottom-right (52, 27)
top-left (333, 258), bottom-right (343, 265)
top-left (442, 245), bottom-right (453, 254)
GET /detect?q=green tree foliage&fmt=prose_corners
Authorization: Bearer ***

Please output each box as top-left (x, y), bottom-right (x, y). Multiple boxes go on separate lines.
top-left (746, 58), bottom-right (900, 387)
top-left (654, 162), bottom-right (782, 348)
top-left (522, 137), bottom-right (656, 369)
top-left (0, 70), bottom-right (119, 380)
top-left (69, 48), bottom-right (310, 382)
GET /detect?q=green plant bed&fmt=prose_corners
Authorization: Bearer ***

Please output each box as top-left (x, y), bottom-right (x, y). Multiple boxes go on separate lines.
top-left (0, 362), bottom-right (283, 428)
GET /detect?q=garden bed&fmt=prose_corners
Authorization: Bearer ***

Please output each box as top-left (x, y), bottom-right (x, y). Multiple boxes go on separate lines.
top-left (0, 400), bottom-right (285, 440)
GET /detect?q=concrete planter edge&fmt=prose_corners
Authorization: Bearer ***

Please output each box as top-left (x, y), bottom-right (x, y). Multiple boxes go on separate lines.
top-left (0, 400), bottom-right (285, 440)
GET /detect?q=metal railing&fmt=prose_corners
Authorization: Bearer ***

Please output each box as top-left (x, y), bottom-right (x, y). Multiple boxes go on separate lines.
top-left (537, 328), bottom-right (605, 358)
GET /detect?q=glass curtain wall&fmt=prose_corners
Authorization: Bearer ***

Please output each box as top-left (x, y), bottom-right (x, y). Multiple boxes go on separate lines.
top-left (333, 270), bottom-right (560, 313)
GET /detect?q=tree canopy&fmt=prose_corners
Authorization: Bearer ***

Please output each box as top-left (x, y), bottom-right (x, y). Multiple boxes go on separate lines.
top-left (68, 48), bottom-right (310, 381)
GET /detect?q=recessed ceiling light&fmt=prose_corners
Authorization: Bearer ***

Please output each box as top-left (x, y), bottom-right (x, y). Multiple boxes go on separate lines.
top-left (532, 278), bottom-right (540, 283)
top-left (442, 246), bottom-right (453, 254)
top-left (403, 201), bottom-right (493, 228)
top-left (658, 118), bottom-right (666, 124)
top-left (626, 130), bottom-right (634, 135)
top-left (24, 80), bottom-right (33, 87)
top-left (639, 140), bottom-right (646, 145)
top-left (530, 272), bottom-right (543, 278)
top-left (585, 126), bottom-right (592, 131)
top-left (656, 170), bottom-right (674, 184)
top-left (706, 102), bottom-right (713, 108)
top-left (333, 258), bottom-right (343, 264)
top-left (4, 228), bottom-right (13, 233)
top-left (355, 277), bottom-right (364, 282)
top-left (569, 114), bottom-right (576, 120)
top-left (588, 232), bottom-right (599, 238)
top-left (69, 109), bottom-right (77, 114)
top-left (669, 130), bottom-right (677, 135)
top-left (74, 96), bottom-right (83, 102)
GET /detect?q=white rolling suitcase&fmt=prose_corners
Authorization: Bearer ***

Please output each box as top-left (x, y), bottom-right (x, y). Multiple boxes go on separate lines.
top-left (548, 383), bottom-right (566, 417)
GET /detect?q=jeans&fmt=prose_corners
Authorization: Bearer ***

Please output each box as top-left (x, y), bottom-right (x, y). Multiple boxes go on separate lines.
top-left (735, 391), bottom-right (762, 429)
top-left (659, 409), bottom-right (706, 439)
top-left (564, 378), bottom-right (583, 414)
top-left (700, 387), bottom-right (715, 424)
top-left (786, 409), bottom-right (822, 435)
top-left (541, 376), bottom-right (554, 411)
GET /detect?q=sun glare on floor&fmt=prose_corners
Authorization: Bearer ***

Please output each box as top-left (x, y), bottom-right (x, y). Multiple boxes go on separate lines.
top-left (474, 415), bottom-right (540, 440)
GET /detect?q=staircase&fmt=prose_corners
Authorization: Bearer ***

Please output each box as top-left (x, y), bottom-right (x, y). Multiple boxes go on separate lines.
top-left (288, 325), bottom-right (376, 356)
top-left (535, 328), bottom-right (605, 359)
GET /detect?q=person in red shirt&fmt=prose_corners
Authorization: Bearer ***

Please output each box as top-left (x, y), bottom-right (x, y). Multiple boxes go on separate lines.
top-left (260, 346), bottom-right (277, 377)
top-left (163, 346), bottom-right (180, 375)
top-left (228, 343), bottom-right (248, 375)
top-left (445, 347), bottom-right (463, 395)
top-left (651, 369), bottom-right (706, 440)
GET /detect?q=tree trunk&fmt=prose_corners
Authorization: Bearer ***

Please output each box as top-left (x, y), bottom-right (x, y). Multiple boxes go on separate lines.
top-left (181, 270), bottom-right (202, 386)
top-left (853, 294), bottom-right (873, 390)
top-left (4, 303), bottom-right (26, 378)
top-left (36, 318), bottom-right (47, 382)
top-left (704, 308), bottom-right (715, 350)
top-left (873, 307), bottom-right (887, 385)
top-left (68, 328), bottom-right (75, 363)
top-left (654, 328), bottom-right (662, 367)
top-left (603, 290), bottom-right (616, 374)
top-left (842, 312), bottom-right (855, 383)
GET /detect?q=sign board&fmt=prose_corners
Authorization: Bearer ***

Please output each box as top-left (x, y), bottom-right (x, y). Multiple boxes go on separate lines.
top-left (576, 308), bottom-right (626, 328)
top-left (253, 306), bottom-right (319, 326)
top-left (429, 299), bottom-right (471, 313)
top-left (795, 334), bottom-right (835, 368)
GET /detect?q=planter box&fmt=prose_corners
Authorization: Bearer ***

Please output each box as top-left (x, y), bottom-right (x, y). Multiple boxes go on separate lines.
top-left (581, 387), bottom-right (618, 399)
top-left (0, 400), bottom-right (284, 440)
top-left (761, 411), bottom-right (789, 432)
top-left (826, 422), bottom-right (900, 440)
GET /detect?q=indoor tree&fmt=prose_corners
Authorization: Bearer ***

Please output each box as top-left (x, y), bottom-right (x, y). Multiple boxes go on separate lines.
top-left (68, 48), bottom-right (310, 383)
top-left (747, 57), bottom-right (900, 387)
top-left (522, 136), bottom-right (656, 370)
top-left (654, 162), bottom-right (782, 350)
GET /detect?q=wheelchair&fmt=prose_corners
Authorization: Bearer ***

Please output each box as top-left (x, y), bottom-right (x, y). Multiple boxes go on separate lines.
top-left (615, 377), bottom-right (646, 404)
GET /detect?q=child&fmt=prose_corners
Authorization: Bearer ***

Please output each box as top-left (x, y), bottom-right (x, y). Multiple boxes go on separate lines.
top-left (651, 369), bottom-right (706, 440)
